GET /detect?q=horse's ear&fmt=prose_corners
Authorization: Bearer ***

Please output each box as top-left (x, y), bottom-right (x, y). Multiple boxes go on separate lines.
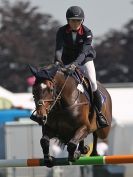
top-left (28, 65), bottom-right (37, 77)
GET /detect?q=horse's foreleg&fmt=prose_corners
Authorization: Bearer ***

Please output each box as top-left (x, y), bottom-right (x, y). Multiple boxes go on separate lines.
top-left (40, 125), bottom-right (50, 157)
top-left (67, 125), bottom-right (88, 161)
top-left (90, 132), bottom-right (99, 156)
top-left (78, 140), bottom-right (90, 155)
top-left (40, 125), bottom-right (54, 167)
top-left (40, 135), bottom-right (50, 157)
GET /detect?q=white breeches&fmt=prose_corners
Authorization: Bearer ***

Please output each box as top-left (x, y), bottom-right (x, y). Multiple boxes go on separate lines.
top-left (80, 60), bottom-right (97, 92)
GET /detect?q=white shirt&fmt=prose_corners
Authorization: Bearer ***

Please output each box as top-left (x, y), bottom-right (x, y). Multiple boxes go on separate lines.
top-left (72, 32), bottom-right (77, 43)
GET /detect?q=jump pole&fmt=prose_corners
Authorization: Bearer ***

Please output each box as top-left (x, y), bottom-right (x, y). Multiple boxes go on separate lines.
top-left (0, 155), bottom-right (133, 167)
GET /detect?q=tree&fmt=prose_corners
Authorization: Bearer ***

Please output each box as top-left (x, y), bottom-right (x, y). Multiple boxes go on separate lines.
top-left (95, 19), bottom-right (133, 83)
top-left (0, 0), bottom-right (60, 92)
top-left (0, 0), bottom-right (133, 92)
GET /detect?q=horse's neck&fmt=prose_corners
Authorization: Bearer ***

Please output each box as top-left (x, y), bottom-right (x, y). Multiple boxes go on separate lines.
top-left (55, 72), bottom-right (74, 89)
top-left (55, 71), bottom-right (65, 85)
top-left (54, 71), bottom-right (76, 99)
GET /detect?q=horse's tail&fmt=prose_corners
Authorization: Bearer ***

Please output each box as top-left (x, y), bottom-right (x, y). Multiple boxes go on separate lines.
top-left (53, 138), bottom-right (66, 150)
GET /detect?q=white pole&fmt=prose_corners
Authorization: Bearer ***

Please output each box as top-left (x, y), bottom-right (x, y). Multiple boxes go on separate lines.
top-left (0, 159), bottom-right (27, 167)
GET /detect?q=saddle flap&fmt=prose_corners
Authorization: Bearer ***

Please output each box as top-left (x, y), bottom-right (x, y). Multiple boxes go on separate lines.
top-left (72, 68), bottom-right (93, 103)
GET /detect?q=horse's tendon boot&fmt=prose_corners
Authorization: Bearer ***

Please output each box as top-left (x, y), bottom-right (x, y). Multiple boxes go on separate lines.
top-left (67, 142), bottom-right (77, 161)
top-left (44, 155), bottom-right (55, 168)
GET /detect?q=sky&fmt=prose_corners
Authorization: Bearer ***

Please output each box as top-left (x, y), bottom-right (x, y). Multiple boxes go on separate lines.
top-left (8, 0), bottom-right (133, 37)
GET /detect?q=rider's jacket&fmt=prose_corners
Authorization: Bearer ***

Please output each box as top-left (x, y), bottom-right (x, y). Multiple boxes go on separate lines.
top-left (55, 24), bottom-right (96, 65)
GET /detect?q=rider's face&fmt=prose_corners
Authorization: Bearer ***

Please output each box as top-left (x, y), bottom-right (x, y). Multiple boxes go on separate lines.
top-left (68, 19), bottom-right (82, 31)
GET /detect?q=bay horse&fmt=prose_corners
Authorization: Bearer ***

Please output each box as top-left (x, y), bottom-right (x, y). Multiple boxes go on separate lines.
top-left (29, 64), bottom-right (112, 166)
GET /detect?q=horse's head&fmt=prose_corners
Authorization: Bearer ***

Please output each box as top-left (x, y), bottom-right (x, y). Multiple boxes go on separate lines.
top-left (29, 65), bottom-right (58, 120)
top-left (30, 64), bottom-right (84, 124)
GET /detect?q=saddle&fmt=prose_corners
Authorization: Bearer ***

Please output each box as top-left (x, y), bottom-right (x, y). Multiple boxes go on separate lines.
top-left (72, 68), bottom-right (93, 104)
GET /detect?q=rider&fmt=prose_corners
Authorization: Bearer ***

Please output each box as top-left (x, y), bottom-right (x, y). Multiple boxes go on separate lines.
top-left (54, 6), bottom-right (109, 128)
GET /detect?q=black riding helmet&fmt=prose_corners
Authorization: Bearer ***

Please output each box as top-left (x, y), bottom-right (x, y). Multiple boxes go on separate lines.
top-left (66, 6), bottom-right (84, 20)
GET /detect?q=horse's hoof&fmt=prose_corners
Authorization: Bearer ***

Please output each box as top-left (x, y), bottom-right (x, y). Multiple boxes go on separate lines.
top-left (68, 153), bottom-right (76, 162)
top-left (84, 145), bottom-right (90, 154)
top-left (68, 156), bottom-right (75, 162)
top-left (90, 151), bottom-right (99, 156)
top-left (44, 155), bottom-right (54, 168)
top-left (79, 145), bottom-right (90, 155)
top-left (68, 156), bottom-right (77, 162)
top-left (68, 151), bottom-right (81, 162)
top-left (73, 150), bottom-right (81, 160)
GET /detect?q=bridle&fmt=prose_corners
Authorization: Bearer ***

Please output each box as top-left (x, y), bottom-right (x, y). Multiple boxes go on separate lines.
top-left (32, 75), bottom-right (70, 124)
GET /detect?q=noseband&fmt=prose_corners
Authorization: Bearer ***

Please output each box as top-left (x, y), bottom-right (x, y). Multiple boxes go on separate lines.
top-left (36, 83), bottom-right (57, 115)
top-left (37, 98), bottom-right (55, 113)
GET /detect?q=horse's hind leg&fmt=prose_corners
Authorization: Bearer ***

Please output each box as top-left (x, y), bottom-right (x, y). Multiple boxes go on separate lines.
top-left (90, 132), bottom-right (99, 156)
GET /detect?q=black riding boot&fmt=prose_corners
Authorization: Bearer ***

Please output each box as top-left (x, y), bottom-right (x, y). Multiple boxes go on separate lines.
top-left (93, 90), bottom-right (109, 129)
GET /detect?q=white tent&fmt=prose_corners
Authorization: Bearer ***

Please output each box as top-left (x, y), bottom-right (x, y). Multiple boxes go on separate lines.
top-left (0, 86), bottom-right (34, 109)
top-left (107, 86), bottom-right (133, 177)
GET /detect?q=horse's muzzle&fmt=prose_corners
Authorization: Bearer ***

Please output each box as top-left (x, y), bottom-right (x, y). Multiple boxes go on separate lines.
top-left (36, 114), bottom-right (47, 125)
top-left (36, 99), bottom-right (49, 117)
top-left (36, 107), bottom-right (47, 117)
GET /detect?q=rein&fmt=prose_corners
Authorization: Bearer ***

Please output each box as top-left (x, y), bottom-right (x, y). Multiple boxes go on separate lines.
top-left (48, 74), bottom-right (70, 113)
top-left (47, 74), bottom-right (89, 112)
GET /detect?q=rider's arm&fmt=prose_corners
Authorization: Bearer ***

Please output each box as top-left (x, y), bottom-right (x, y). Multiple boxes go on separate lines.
top-left (75, 29), bottom-right (96, 65)
top-left (54, 28), bottom-right (63, 63)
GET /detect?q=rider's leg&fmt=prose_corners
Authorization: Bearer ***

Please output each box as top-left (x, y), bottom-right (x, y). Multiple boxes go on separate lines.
top-left (80, 60), bottom-right (109, 128)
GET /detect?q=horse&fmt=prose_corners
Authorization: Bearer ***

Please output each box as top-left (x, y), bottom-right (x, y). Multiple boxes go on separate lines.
top-left (29, 64), bottom-right (112, 167)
